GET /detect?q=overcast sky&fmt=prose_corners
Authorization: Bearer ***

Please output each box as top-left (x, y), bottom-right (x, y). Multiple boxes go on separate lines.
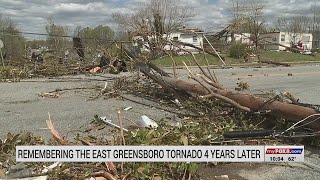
top-left (0, 0), bottom-right (319, 40)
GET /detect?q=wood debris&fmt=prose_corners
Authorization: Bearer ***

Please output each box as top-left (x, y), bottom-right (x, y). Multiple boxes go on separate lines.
top-left (38, 92), bottom-right (61, 98)
top-left (137, 62), bottom-right (320, 131)
top-left (46, 113), bottom-right (68, 145)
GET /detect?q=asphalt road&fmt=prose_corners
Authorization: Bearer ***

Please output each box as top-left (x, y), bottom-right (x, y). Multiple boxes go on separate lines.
top-left (1, 64), bottom-right (320, 138)
top-left (171, 64), bottom-right (320, 104)
top-left (214, 65), bottom-right (320, 105)
top-left (1, 64), bottom-right (320, 180)
top-left (0, 73), bottom-right (175, 139)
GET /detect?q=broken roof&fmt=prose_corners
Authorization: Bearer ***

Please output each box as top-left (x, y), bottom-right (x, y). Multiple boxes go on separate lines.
top-left (176, 27), bottom-right (204, 34)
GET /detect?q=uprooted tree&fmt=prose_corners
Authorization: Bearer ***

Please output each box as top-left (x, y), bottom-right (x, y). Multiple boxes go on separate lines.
top-left (128, 36), bottom-right (320, 131)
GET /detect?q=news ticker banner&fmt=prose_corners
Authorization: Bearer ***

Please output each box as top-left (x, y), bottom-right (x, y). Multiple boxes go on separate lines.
top-left (16, 145), bottom-right (304, 163)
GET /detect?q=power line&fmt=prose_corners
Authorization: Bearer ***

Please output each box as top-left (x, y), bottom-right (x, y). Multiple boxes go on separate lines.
top-left (0, 33), bottom-right (23, 38)
top-left (0, 30), bottom-right (73, 38)
top-left (0, 30), bottom-right (131, 42)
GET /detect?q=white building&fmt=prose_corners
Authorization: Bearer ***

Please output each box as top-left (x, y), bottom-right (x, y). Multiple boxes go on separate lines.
top-left (132, 28), bottom-right (204, 55)
top-left (163, 28), bottom-right (204, 54)
top-left (260, 32), bottom-right (313, 51)
top-left (132, 35), bottom-right (150, 52)
top-left (226, 33), bottom-right (253, 44)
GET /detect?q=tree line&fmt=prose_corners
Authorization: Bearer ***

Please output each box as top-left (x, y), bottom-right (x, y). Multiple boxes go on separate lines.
top-left (0, 14), bottom-right (26, 62)
top-left (1, 0), bottom-right (320, 63)
top-left (0, 15), bottom-right (116, 63)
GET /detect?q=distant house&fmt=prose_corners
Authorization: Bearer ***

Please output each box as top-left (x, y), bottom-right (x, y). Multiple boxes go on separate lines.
top-left (131, 27), bottom-right (204, 55)
top-left (260, 32), bottom-right (313, 51)
top-left (163, 28), bottom-right (204, 54)
top-left (132, 35), bottom-right (150, 52)
top-left (226, 33), bottom-right (253, 44)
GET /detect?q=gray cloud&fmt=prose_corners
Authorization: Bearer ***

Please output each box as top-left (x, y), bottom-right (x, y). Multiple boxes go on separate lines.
top-left (0, 0), bottom-right (319, 40)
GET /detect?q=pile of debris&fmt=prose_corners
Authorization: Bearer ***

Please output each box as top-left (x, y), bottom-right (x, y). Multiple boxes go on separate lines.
top-left (1, 35), bottom-right (320, 180)
top-left (85, 54), bottom-right (128, 74)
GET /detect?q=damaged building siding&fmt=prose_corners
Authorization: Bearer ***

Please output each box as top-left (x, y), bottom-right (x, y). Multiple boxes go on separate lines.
top-left (226, 33), bottom-right (252, 44)
top-left (260, 32), bottom-right (313, 51)
top-left (163, 32), bottom-right (204, 54)
top-left (132, 28), bottom-right (204, 54)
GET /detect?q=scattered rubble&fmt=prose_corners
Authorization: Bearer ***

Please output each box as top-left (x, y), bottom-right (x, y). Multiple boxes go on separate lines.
top-left (137, 115), bottom-right (159, 128)
top-left (38, 92), bottom-right (61, 98)
top-left (1, 34), bottom-right (320, 180)
top-left (123, 107), bottom-right (132, 111)
top-left (235, 81), bottom-right (250, 91)
top-left (259, 60), bottom-right (291, 67)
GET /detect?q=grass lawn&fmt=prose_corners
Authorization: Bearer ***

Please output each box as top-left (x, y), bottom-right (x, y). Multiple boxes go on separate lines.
top-left (259, 51), bottom-right (320, 62)
top-left (152, 50), bottom-right (320, 67)
top-left (152, 53), bottom-right (238, 67)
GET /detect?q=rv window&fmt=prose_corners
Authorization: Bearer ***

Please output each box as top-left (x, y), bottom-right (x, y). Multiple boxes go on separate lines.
top-left (281, 34), bottom-right (285, 42)
top-left (193, 36), bottom-right (197, 42)
top-left (173, 37), bottom-right (178, 41)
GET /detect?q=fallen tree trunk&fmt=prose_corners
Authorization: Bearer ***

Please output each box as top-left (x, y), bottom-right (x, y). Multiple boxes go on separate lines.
top-left (259, 60), bottom-right (291, 67)
top-left (177, 41), bottom-right (225, 60)
top-left (270, 42), bottom-right (301, 53)
top-left (158, 76), bottom-right (320, 130)
top-left (146, 62), bottom-right (170, 77)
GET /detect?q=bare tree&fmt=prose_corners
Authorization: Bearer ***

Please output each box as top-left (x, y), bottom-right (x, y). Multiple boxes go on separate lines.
top-left (274, 17), bottom-right (290, 32)
top-left (45, 17), bottom-right (69, 53)
top-left (274, 1), bottom-right (320, 33)
top-left (0, 14), bottom-right (25, 62)
top-left (274, 16), bottom-right (312, 47)
top-left (112, 0), bottom-right (194, 35)
top-left (73, 25), bottom-right (82, 37)
top-left (276, 16), bottom-right (310, 33)
top-left (229, 0), bottom-right (266, 48)
top-left (311, 0), bottom-right (320, 31)
top-left (112, 0), bottom-right (195, 60)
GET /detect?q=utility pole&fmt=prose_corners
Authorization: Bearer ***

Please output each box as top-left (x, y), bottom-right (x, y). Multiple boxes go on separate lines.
top-left (120, 41), bottom-right (123, 58)
top-left (0, 39), bottom-right (4, 67)
top-left (313, 0), bottom-right (315, 32)
top-left (0, 50), bottom-right (4, 67)
top-left (25, 43), bottom-right (27, 59)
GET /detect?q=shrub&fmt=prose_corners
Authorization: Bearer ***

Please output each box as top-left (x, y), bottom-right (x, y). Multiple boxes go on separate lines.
top-left (229, 43), bottom-right (247, 58)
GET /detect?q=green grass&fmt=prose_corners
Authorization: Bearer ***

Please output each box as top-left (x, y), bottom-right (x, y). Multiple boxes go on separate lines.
top-left (152, 50), bottom-right (320, 67)
top-left (152, 53), bottom-right (239, 67)
top-left (259, 51), bottom-right (320, 62)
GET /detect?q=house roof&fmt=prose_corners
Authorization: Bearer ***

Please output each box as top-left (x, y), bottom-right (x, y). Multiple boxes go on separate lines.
top-left (176, 27), bottom-right (204, 34)
top-left (260, 31), bottom-right (281, 34)
top-left (261, 31), bottom-right (313, 35)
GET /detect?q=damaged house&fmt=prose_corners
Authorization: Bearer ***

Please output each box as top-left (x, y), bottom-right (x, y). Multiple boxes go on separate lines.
top-left (132, 27), bottom-right (204, 55)
top-left (226, 33), bottom-right (253, 45)
top-left (260, 31), bottom-right (313, 51)
top-left (163, 28), bottom-right (204, 54)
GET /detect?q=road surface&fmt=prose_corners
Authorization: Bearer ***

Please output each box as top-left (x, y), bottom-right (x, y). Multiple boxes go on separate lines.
top-left (171, 64), bottom-right (320, 104)
top-left (1, 64), bottom-right (320, 180)
top-left (1, 64), bottom-right (320, 138)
